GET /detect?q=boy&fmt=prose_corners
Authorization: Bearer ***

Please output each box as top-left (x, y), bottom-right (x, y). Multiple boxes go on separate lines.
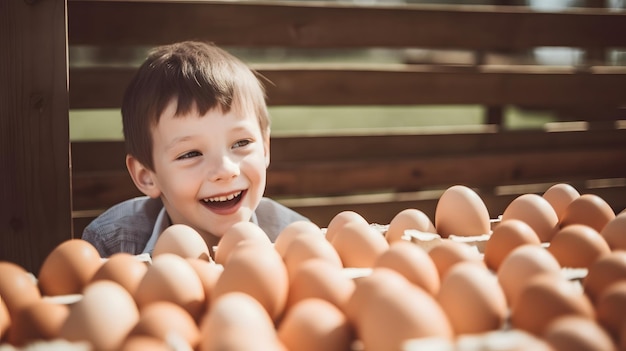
top-left (82, 41), bottom-right (309, 258)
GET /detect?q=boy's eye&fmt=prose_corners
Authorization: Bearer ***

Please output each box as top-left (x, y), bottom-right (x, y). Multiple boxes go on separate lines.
top-left (233, 139), bottom-right (252, 149)
top-left (176, 150), bottom-right (202, 160)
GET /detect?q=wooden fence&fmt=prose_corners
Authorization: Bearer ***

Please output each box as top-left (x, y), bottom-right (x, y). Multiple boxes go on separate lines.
top-left (68, 0), bottom-right (626, 233)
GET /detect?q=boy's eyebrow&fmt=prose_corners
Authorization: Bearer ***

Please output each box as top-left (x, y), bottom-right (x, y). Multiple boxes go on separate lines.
top-left (163, 135), bottom-right (196, 152)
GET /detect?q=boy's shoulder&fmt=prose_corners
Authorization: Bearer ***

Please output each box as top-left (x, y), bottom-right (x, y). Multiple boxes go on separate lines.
top-left (81, 196), bottom-right (163, 257)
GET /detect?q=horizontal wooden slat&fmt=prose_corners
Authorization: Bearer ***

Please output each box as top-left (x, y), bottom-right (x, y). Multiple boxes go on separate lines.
top-left (68, 0), bottom-right (626, 50)
top-left (71, 129), bottom-right (626, 210)
top-left (69, 65), bottom-right (626, 109)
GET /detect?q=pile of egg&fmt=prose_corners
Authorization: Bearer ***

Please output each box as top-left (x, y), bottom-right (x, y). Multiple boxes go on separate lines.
top-left (1, 183), bottom-right (625, 351)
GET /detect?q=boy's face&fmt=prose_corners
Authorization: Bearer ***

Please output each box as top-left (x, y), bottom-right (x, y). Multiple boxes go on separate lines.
top-left (136, 100), bottom-right (270, 244)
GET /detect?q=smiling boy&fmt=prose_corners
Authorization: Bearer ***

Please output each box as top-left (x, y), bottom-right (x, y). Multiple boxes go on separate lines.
top-left (82, 41), bottom-right (309, 257)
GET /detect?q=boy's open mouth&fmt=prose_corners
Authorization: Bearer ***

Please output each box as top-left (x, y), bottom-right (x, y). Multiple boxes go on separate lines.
top-left (201, 190), bottom-right (245, 211)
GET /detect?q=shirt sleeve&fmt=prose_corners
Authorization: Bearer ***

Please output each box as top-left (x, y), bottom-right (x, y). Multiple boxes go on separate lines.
top-left (81, 197), bottom-right (163, 257)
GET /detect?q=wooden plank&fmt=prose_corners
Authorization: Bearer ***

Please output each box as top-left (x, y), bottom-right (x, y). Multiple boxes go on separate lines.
top-left (70, 137), bottom-right (626, 210)
top-left (67, 0), bottom-right (626, 50)
top-left (0, 0), bottom-right (71, 274)
top-left (69, 65), bottom-right (626, 109)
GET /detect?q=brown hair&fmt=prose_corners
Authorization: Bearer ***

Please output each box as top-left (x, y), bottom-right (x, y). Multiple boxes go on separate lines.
top-left (121, 41), bottom-right (269, 171)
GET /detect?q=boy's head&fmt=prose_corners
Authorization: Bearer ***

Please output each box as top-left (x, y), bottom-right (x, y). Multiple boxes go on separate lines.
top-left (122, 41), bottom-right (270, 171)
top-left (122, 41), bottom-right (272, 245)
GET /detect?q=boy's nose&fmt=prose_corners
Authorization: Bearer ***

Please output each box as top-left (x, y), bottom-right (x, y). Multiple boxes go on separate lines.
top-left (208, 155), bottom-right (240, 182)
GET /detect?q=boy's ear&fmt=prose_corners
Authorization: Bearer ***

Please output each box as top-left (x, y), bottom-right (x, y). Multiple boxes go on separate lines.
top-left (263, 131), bottom-right (270, 168)
top-left (126, 154), bottom-right (161, 198)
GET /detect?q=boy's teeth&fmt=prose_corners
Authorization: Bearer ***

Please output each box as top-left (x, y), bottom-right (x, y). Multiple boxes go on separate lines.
top-left (205, 191), bottom-right (241, 203)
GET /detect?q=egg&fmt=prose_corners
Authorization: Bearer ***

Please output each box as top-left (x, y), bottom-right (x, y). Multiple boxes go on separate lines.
top-left (428, 240), bottom-right (484, 281)
top-left (497, 244), bottom-right (562, 307)
top-left (199, 292), bottom-right (283, 351)
top-left (596, 281), bottom-right (626, 341)
top-left (0, 298), bottom-right (9, 340)
top-left (543, 315), bottom-right (617, 351)
top-left (560, 194), bottom-right (616, 232)
top-left (501, 193), bottom-right (559, 242)
top-left (351, 268), bottom-right (453, 351)
top-left (436, 262), bottom-right (508, 335)
top-left (324, 210), bottom-right (369, 243)
top-left (330, 220), bottom-right (389, 268)
top-left (274, 220), bottom-right (324, 258)
top-left (373, 240), bottom-right (440, 295)
top-left (130, 301), bottom-right (199, 349)
top-left (542, 183), bottom-right (581, 221)
top-left (37, 239), bottom-right (103, 296)
top-left (582, 250), bottom-right (626, 303)
top-left (120, 336), bottom-right (172, 351)
top-left (90, 252), bottom-right (148, 295)
top-left (213, 221), bottom-right (271, 265)
top-left (282, 234), bottom-right (343, 281)
top-left (7, 299), bottom-right (69, 346)
top-left (211, 241), bottom-right (289, 322)
top-left (483, 219), bottom-right (541, 271)
top-left (548, 224), bottom-right (611, 269)
top-left (286, 259), bottom-right (355, 314)
top-left (277, 298), bottom-right (353, 351)
top-left (510, 273), bottom-right (595, 336)
top-left (60, 280), bottom-right (139, 350)
top-left (435, 185), bottom-right (491, 238)
top-left (0, 261), bottom-right (41, 318)
top-left (385, 208), bottom-right (436, 244)
top-left (134, 253), bottom-right (206, 322)
top-left (185, 258), bottom-right (223, 310)
top-left (152, 224), bottom-right (212, 261)
top-left (600, 212), bottom-right (626, 251)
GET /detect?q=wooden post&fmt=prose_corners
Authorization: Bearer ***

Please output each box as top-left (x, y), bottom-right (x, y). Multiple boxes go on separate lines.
top-left (0, 0), bottom-right (72, 274)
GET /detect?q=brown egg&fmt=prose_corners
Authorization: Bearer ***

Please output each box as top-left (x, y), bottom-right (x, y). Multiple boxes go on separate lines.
top-left (497, 244), bottom-right (562, 307)
top-left (286, 259), bottom-right (355, 314)
top-left (213, 221), bottom-right (271, 265)
top-left (385, 208), bottom-right (436, 244)
top-left (134, 253), bottom-right (206, 322)
top-left (435, 185), bottom-right (491, 238)
top-left (330, 220), bottom-right (389, 268)
top-left (282, 234), bottom-right (343, 281)
top-left (0, 297), bottom-right (9, 340)
top-left (277, 298), bottom-right (353, 351)
top-left (152, 224), bottom-right (211, 261)
top-left (186, 258), bottom-right (223, 311)
top-left (600, 212), bottom-right (626, 251)
top-left (542, 183), bottom-right (581, 221)
top-left (324, 210), bottom-right (369, 243)
top-left (548, 224), bottom-right (611, 269)
top-left (130, 301), bottom-right (199, 349)
top-left (274, 220), bottom-right (324, 258)
top-left (543, 315), bottom-right (616, 351)
top-left (510, 273), bottom-right (595, 336)
top-left (484, 219), bottom-right (541, 271)
top-left (351, 268), bottom-right (453, 351)
top-left (583, 250), bottom-right (626, 303)
top-left (373, 240), bottom-right (440, 295)
top-left (501, 193), bottom-right (560, 242)
top-left (120, 336), bottom-right (171, 351)
top-left (90, 252), bottom-right (148, 295)
top-left (60, 280), bottom-right (140, 350)
top-left (212, 241), bottom-right (289, 322)
top-left (38, 239), bottom-right (103, 296)
top-left (7, 299), bottom-right (69, 346)
top-left (0, 261), bottom-right (41, 319)
top-left (428, 240), bottom-right (484, 281)
top-left (437, 262), bottom-right (508, 336)
top-left (199, 292), bottom-right (283, 351)
top-left (561, 194), bottom-right (616, 232)
top-left (596, 281), bottom-right (626, 341)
